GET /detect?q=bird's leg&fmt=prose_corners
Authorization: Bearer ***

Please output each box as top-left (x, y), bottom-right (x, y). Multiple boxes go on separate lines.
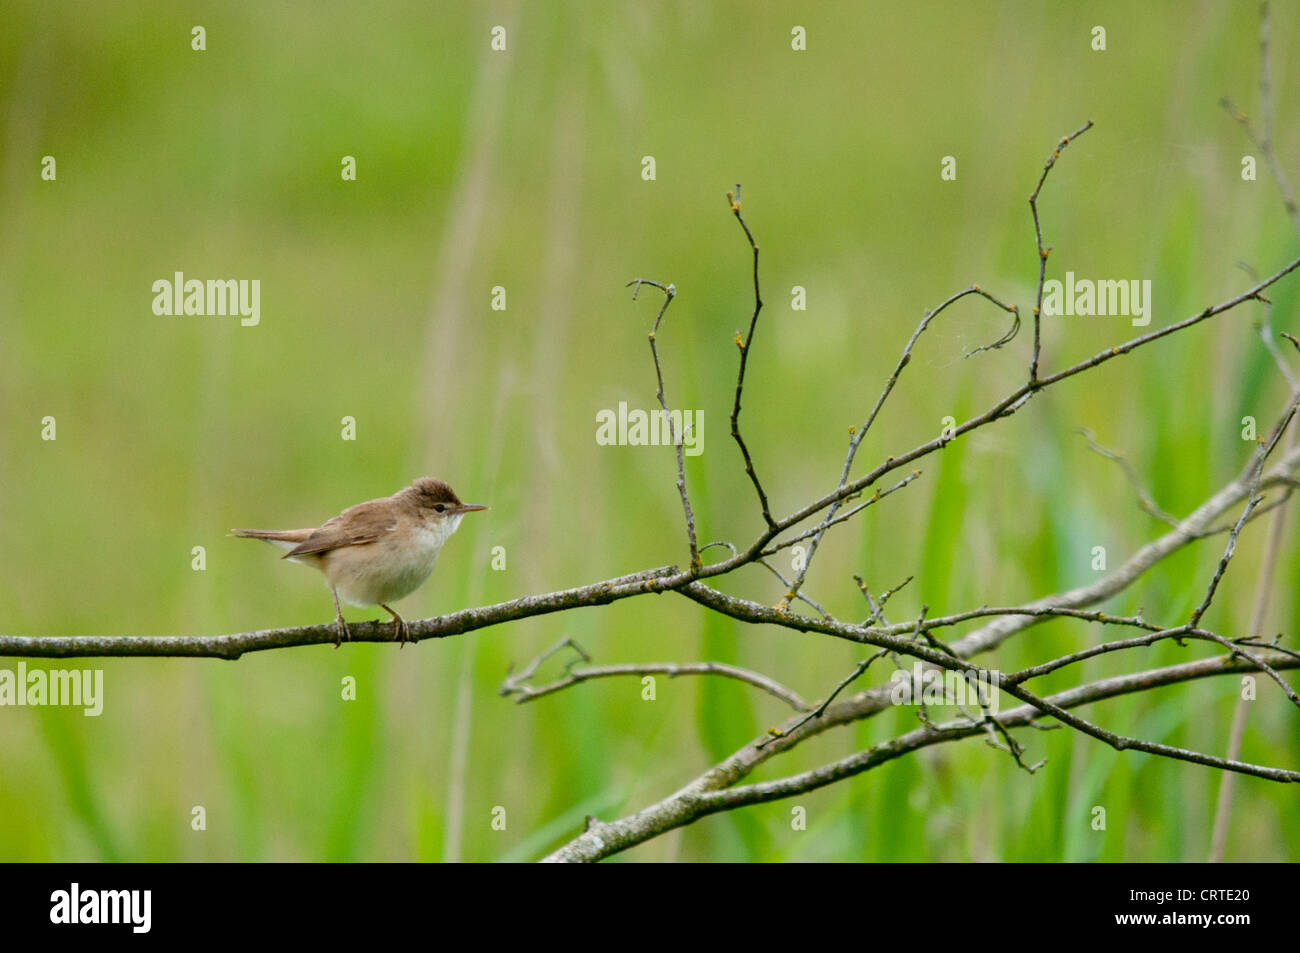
top-left (380, 604), bottom-right (410, 647)
top-left (330, 586), bottom-right (351, 648)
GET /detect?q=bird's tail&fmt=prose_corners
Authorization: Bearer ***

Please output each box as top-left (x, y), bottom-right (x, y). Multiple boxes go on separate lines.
top-left (229, 528), bottom-right (315, 554)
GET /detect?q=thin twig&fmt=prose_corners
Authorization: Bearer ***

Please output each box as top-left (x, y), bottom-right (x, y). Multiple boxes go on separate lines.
top-left (1189, 391), bottom-right (1300, 626)
top-left (1077, 428), bottom-right (1181, 527)
top-left (762, 471), bottom-right (921, 557)
top-left (500, 638), bottom-right (811, 712)
top-left (857, 574), bottom-right (913, 625)
top-left (757, 647), bottom-right (890, 748)
top-left (628, 278), bottom-right (701, 569)
top-left (727, 186), bottom-right (777, 532)
top-left (780, 285), bottom-right (1018, 605)
top-left (1030, 120), bottom-right (1094, 382)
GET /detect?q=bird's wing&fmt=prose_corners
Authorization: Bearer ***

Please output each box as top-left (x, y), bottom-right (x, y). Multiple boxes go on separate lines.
top-left (281, 502), bottom-right (395, 558)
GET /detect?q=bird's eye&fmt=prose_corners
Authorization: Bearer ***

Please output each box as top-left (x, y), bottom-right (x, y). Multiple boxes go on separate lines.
top-left (434, 504), bottom-right (446, 513)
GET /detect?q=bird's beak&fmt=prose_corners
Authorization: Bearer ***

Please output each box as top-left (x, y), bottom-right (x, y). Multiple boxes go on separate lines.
top-left (456, 503), bottom-right (489, 513)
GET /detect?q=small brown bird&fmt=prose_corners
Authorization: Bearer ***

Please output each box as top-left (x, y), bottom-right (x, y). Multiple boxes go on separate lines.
top-left (231, 478), bottom-right (487, 647)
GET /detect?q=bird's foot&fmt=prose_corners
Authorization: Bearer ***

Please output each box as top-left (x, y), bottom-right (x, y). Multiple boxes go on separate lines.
top-left (381, 604), bottom-right (410, 647)
top-left (334, 615), bottom-right (351, 649)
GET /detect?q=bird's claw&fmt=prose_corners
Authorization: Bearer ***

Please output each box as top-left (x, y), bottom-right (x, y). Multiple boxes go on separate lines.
top-left (381, 605), bottom-right (411, 647)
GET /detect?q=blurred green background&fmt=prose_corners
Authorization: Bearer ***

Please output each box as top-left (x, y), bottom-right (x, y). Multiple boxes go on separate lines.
top-left (1, 1), bottom-right (1298, 862)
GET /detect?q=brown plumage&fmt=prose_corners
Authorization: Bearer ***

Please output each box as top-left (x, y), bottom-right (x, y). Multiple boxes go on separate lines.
top-left (231, 478), bottom-right (487, 647)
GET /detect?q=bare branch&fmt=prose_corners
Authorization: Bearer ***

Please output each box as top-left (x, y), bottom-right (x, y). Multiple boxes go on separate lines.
top-left (1211, 3), bottom-right (1300, 858)
top-left (1189, 390), bottom-right (1300, 627)
top-left (1030, 120), bottom-right (1094, 382)
top-left (982, 715), bottom-right (1047, 774)
top-left (762, 470), bottom-right (921, 558)
top-left (1077, 428), bottom-right (1181, 528)
top-left (677, 580), bottom-right (1300, 785)
top-left (727, 186), bottom-right (777, 532)
top-left (500, 638), bottom-right (811, 712)
top-left (628, 278), bottom-right (701, 568)
top-left (780, 285), bottom-right (1018, 605)
top-left (756, 647), bottom-right (889, 748)
top-left (1005, 625), bottom-right (1300, 709)
top-left (702, 249), bottom-right (1300, 582)
top-left (857, 573), bottom-right (913, 625)
top-left (918, 439), bottom-right (1300, 662)
top-left (0, 566), bottom-right (684, 658)
top-left (544, 651), bottom-right (1299, 862)
top-left (1220, 20), bottom-right (1300, 232)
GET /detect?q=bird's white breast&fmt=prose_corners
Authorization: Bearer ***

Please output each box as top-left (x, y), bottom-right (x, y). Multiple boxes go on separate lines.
top-left (326, 515), bottom-right (463, 608)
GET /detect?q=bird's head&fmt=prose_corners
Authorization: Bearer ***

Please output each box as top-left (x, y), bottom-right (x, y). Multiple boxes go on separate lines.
top-left (409, 477), bottom-right (488, 531)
